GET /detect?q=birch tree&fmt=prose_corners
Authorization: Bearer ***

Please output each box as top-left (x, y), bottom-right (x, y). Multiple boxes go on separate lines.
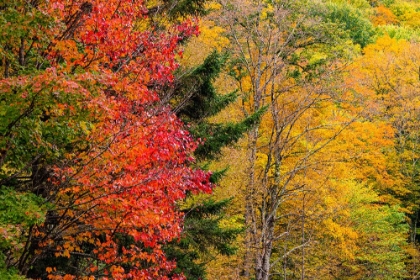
top-left (215, 0), bottom-right (358, 278)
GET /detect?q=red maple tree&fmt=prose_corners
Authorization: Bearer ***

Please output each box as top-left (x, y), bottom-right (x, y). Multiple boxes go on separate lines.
top-left (1, 0), bottom-right (211, 278)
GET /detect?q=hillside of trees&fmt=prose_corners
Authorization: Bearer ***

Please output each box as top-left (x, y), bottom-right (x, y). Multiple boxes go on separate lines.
top-left (1, 0), bottom-right (420, 279)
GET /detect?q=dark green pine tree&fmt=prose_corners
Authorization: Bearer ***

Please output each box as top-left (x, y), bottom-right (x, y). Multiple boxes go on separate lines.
top-left (164, 198), bottom-right (242, 279)
top-left (170, 51), bottom-right (265, 160)
top-left (162, 51), bottom-right (265, 279)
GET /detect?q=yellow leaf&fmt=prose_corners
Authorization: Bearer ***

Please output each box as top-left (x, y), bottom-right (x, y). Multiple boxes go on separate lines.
top-left (63, 249), bottom-right (70, 258)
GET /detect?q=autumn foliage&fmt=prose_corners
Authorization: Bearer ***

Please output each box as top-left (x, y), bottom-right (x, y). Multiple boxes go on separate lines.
top-left (1, 0), bottom-right (212, 279)
top-left (3, 0), bottom-right (420, 279)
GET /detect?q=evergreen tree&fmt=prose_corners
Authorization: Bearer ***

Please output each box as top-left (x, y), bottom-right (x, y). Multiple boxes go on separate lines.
top-left (163, 51), bottom-right (265, 279)
top-left (170, 51), bottom-right (265, 160)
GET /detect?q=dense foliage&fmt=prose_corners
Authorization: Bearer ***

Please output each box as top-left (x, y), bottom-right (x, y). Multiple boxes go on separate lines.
top-left (2, 0), bottom-right (420, 279)
top-left (0, 0), bottom-right (212, 279)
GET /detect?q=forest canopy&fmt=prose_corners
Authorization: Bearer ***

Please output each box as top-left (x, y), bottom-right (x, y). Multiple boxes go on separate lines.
top-left (1, 0), bottom-right (420, 279)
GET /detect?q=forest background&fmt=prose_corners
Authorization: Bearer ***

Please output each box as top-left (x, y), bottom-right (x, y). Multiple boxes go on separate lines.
top-left (1, 0), bottom-right (420, 279)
